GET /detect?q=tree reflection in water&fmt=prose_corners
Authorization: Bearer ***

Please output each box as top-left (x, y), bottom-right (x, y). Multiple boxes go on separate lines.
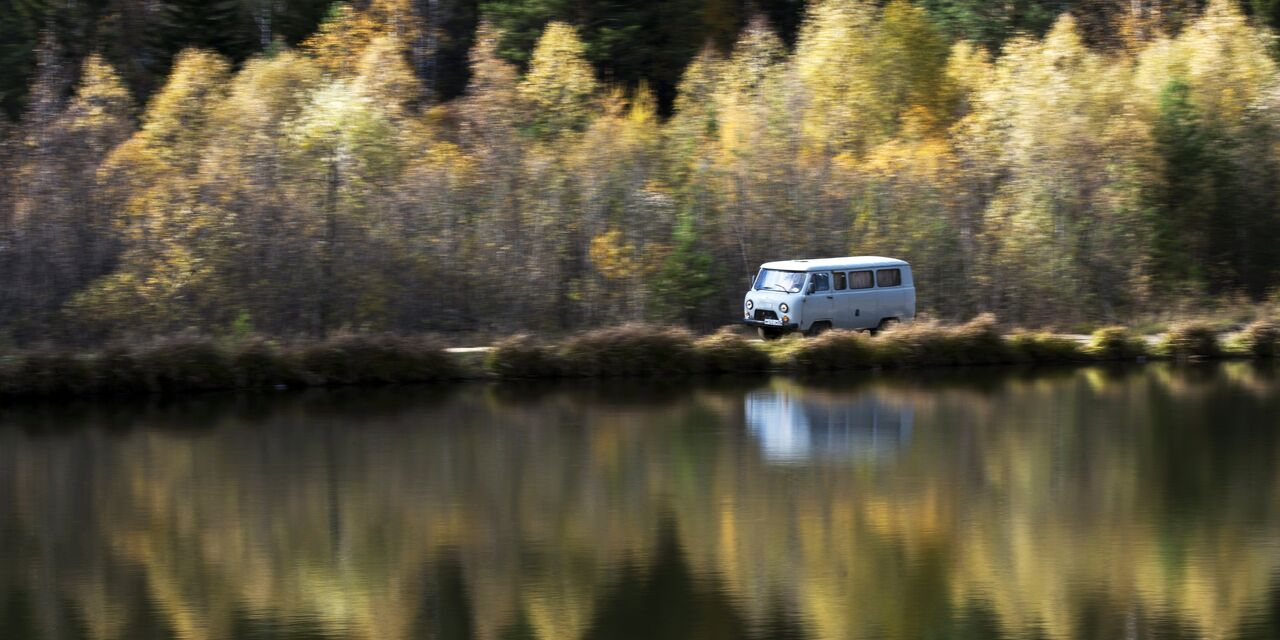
top-left (2, 364), bottom-right (1280, 639)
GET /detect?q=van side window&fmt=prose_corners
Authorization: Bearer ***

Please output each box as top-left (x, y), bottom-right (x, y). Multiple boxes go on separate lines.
top-left (811, 273), bottom-right (830, 292)
top-left (877, 268), bottom-right (902, 287)
top-left (833, 271), bottom-right (847, 290)
top-left (849, 271), bottom-right (874, 289)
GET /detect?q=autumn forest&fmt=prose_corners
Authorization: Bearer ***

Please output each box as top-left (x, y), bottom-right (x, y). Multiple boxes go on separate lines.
top-left (3, 0), bottom-right (1280, 344)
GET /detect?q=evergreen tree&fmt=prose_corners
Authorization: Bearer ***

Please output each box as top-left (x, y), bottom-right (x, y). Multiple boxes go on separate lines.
top-left (1244, 0), bottom-right (1280, 29)
top-left (0, 0), bottom-right (50, 118)
top-left (479, 0), bottom-right (748, 114)
top-left (151, 0), bottom-right (256, 62)
top-left (652, 215), bottom-right (722, 326)
top-left (918, 0), bottom-right (1063, 50)
top-left (1150, 78), bottom-right (1216, 292)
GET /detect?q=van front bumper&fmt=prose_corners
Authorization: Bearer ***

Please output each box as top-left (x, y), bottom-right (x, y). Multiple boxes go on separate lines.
top-left (742, 318), bottom-right (799, 330)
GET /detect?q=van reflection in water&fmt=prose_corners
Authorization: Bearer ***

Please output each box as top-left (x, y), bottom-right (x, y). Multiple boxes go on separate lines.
top-left (745, 384), bottom-right (913, 463)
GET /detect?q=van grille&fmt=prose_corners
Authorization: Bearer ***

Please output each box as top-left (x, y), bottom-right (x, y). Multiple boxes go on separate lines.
top-left (754, 310), bottom-right (778, 321)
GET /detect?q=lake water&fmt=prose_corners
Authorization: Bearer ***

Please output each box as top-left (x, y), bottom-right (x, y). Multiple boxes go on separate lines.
top-left (3, 363), bottom-right (1280, 639)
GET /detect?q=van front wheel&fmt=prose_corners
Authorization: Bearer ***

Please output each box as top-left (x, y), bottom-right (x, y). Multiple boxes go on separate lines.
top-left (805, 322), bottom-right (832, 337)
top-left (758, 327), bottom-right (784, 341)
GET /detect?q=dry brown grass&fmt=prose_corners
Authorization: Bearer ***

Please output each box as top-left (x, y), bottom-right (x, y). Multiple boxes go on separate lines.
top-left (0, 334), bottom-right (462, 397)
top-left (1159, 322), bottom-right (1222, 359)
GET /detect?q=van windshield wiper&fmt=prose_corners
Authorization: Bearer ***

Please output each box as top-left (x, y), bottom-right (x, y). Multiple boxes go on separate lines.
top-left (758, 284), bottom-right (789, 293)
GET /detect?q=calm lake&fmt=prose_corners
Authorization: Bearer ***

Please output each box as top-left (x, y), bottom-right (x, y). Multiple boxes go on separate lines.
top-left (4, 363), bottom-right (1280, 639)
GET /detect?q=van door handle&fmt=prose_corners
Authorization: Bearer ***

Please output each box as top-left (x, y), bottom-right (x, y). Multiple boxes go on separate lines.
top-left (826, 295), bottom-right (833, 299)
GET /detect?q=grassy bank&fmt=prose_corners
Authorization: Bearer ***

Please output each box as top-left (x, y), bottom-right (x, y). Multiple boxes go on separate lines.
top-left (0, 335), bottom-right (462, 398)
top-left (2, 318), bottom-right (1277, 397)
top-left (486, 317), bottom-right (1279, 379)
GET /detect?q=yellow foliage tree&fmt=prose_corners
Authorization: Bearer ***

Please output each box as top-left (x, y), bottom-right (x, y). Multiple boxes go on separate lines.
top-left (1134, 0), bottom-right (1276, 129)
top-left (463, 21), bottom-right (521, 135)
top-left (793, 0), bottom-right (879, 156)
top-left (72, 49), bottom-right (234, 331)
top-left (354, 35), bottom-right (420, 117)
top-left (63, 55), bottom-right (134, 153)
top-left (589, 230), bottom-right (637, 281)
top-left (302, 3), bottom-right (384, 77)
top-left (519, 22), bottom-right (599, 137)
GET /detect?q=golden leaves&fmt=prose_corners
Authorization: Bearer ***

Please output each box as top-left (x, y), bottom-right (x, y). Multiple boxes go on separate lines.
top-left (588, 230), bottom-right (637, 281)
top-left (302, 4), bottom-right (384, 77)
top-left (518, 22), bottom-right (599, 136)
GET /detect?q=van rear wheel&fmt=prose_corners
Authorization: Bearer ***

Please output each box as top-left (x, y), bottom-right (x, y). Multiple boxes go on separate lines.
top-left (870, 318), bottom-right (900, 336)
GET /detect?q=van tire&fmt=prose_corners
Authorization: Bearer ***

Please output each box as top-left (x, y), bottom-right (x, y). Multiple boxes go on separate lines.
top-left (870, 318), bottom-right (900, 336)
top-left (805, 322), bottom-right (832, 337)
top-left (758, 327), bottom-right (784, 341)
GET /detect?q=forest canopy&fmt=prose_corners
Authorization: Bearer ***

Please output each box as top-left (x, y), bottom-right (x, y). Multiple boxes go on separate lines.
top-left (3, 0), bottom-right (1280, 343)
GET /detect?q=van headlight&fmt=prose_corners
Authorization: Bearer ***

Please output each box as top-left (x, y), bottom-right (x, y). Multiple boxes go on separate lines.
top-left (746, 299), bottom-right (754, 310)
top-left (779, 303), bottom-right (789, 313)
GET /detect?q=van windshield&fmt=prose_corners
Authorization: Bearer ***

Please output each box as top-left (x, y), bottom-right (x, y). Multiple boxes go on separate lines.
top-left (753, 269), bottom-right (806, 293)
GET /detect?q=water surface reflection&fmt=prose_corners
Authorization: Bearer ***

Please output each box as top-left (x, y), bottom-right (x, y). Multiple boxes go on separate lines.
top-left (3, 364), bottom-right (1280, 639)
top-left (746, 383), bottom-right (913, 463)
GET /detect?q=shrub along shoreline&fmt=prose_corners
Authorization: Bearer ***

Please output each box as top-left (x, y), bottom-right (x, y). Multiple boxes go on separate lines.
top-left (1, 317), bottom-right (1277, 397)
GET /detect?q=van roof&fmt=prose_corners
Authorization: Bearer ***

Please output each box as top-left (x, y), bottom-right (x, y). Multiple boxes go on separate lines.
top-left (759, 256), bottom-right (909, 272)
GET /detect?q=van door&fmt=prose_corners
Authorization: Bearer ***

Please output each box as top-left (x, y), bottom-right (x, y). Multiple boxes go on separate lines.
top-left (830, 270), bottom-right (862, 329)
top-left (804, 272), bottom-right (834, 329)
top-left (839, 270), bottom-right (878, 329)
top-left (874, 267), bottom-right (907, 322)
top-left (828, 270), bottom-right (852, 328)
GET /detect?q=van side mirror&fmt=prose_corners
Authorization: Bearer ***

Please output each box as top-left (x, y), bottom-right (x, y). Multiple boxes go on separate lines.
top-left (806, 281), bottom-right (816, 295)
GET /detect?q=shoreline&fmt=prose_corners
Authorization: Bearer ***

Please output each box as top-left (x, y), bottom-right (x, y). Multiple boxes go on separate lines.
top-left (1, 318), bottom-right (1275, 399)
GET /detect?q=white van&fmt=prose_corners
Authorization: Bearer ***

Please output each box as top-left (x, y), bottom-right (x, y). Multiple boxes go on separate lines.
top-left (742, 256), bottom-right (915, 339)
